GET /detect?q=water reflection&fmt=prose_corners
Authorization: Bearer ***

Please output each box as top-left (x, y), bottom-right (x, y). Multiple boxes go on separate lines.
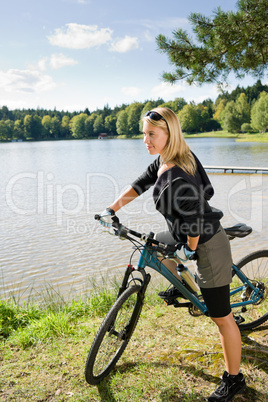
top-left (0, 138), bottom-right (267, 300)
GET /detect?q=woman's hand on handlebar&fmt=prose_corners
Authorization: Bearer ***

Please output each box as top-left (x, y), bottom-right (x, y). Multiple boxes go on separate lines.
top-left (97, 208), bottom-right (119, 227)
top-left (175, 243), bottom-right (196, 261)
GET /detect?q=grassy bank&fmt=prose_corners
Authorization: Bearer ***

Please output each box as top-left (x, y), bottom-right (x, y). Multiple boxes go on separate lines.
top-left (184, 131), bottom-right (268, 142)
top-left (1, 282), bottom-right (268, 401)
top-left (184, 131), bottom-right (238, 139)
top-left (118, 131), bottom-right (268, 142)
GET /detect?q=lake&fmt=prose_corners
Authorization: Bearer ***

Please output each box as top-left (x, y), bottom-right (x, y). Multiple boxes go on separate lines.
top-left (0, 138), bottom-right (268, 300)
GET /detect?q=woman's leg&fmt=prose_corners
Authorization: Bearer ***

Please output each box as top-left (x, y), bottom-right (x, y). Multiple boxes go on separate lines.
top-left (155, 231), bottom-right (181, 276)
top-left (200, 286), bottom-right (242, 375)
top-left (211, 312), bottom-right (242, 375)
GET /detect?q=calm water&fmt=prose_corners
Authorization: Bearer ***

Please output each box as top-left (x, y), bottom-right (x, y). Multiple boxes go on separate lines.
top-left (0, 138), bottom-right (268, 300)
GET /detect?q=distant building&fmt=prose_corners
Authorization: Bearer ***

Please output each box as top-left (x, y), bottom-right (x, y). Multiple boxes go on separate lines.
top-left (98, 133), bottom-right (108, 139)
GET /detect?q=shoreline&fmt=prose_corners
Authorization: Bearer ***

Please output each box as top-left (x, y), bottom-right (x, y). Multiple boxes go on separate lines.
top-left (1, 131), bottom-right (268, 144)
top-left (118, 131), bottom-right (268, 142)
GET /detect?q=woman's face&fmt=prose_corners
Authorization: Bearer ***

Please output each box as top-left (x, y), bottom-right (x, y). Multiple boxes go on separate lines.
top-left (143, 120), bottom-right (169, 156)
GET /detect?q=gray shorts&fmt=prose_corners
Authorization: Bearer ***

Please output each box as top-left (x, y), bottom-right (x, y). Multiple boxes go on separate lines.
top-left (155, 225), bottom-right (233, 289)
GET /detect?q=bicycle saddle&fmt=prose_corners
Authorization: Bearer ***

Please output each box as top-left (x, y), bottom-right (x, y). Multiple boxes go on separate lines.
top-left (224, 223), bottom-right (252, 238)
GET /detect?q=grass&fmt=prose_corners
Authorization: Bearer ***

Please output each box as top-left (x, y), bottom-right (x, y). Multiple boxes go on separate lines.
top-left (117, 131), bottom-right (268, 142)
top-left (1, 281), bottom-right (268, 401)
top-left (184, 131), bottom-right (268, 142)
top-left (184, 130), bottom-right (238, 139)
top-left (235, 132), bottom-right (268, 142)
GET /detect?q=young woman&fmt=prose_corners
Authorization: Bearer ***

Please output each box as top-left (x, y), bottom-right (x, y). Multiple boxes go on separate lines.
top-left (98, 107), bottom-right (246, 401)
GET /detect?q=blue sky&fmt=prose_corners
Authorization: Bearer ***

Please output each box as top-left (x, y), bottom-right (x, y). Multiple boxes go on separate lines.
top-left (0, 0), bottom-right (259, 112)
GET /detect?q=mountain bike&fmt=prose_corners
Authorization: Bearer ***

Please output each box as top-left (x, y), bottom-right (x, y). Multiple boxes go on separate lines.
top-left (85, 217), bottom-right (268, 385)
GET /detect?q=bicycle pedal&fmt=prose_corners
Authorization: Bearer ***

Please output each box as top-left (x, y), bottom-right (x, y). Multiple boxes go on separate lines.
top-left (163, 298), bottom-right (177, 306)
top-left (233, 315), bottom-right (245, 324)
top-left (163, 298), bottom-right (183, 307)
top-left (163, 299), bottom-right (190, 308)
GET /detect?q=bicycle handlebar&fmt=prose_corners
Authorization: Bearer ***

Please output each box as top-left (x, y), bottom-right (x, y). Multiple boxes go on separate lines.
top-left (95, 214), bottom-right (252, 257)
top-left (95, 214), bottom-right (178, 256)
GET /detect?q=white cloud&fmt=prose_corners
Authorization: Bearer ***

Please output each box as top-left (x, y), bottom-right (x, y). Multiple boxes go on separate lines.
top-left (142, 30), bottom-right (155, 42)
top-left (110, 36), bottom-right (139, 53)
top-left (187, 86), bottom-right (220, 104)
top-left (29, 54), bottom-right (78, 71)
top-left (140, 17), bottom-right (188, 30)
top-left (37, 57), bottom-right (48, 71)
top-left (48, 23), bottom-right (113, 49)
top-left (151, 82), bottom-right (186, 99)
top-left (49, 53), bottom-right (78, 69)
top-left (121, 86), bottom-right (142, 97)
top-left (0, 97), bottom-right (32, 110)
top-left (0, 69), bottom-right (57, 93)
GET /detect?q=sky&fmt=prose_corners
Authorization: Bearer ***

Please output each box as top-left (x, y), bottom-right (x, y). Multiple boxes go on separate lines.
top-left (0, 0), bottom-right (260, 113)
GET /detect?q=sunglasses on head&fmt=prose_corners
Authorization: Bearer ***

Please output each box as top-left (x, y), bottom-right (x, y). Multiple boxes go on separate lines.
top-left (145, 111), bottom-right (166, 122)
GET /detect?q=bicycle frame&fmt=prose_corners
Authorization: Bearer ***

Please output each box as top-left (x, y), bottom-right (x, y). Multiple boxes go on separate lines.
top-left (122, 242), bottom-right (264, 317)
top-left (230, 265), bottom-right (264, 307)
top-left (137, 244), bottom-right (208, 314)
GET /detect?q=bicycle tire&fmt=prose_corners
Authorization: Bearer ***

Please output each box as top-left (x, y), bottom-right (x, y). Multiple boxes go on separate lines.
top-left (231, 250), bottom-right (268, 331)
top-left (85, 284), bottom-right (142, 385)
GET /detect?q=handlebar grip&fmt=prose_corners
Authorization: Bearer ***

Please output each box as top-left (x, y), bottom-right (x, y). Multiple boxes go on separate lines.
top-left (95, 214), bottom-right (101, 220)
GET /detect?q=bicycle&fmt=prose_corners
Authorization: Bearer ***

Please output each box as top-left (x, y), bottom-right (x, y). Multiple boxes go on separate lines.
top-left (85, 217), bottom-right (268, 385)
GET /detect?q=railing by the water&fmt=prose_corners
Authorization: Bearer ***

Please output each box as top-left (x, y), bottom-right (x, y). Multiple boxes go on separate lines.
top-left (204, 166), bottom-right (268, 174)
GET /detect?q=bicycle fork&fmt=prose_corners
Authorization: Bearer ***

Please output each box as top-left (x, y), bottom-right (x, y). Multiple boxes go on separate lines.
top-left (113, 264), bottom-right (151, 341)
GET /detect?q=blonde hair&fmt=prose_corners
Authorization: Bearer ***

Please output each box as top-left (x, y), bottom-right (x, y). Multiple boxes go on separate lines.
top-left (143, 107), bottom-right (197, 176)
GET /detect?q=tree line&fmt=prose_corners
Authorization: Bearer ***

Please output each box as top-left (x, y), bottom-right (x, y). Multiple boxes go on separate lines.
top-left (0, 80), bottom-right (267, 141)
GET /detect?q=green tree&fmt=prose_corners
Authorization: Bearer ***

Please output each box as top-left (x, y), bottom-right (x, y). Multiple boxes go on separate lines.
top-left (24, 115), bottom-right (42, 140)
top-left (196, 104), bottom-right (220, 132)
top-left (5, 120), bottom-right (14, 140)
top-left (222, 101), bottom-right (241, 132)
top-left (159, 98), bottom-right (187, 112)
top-left (241, 123), bottom-right (253, 133)
top-left (0, 106), bottom-right (11, 120)
top-left (245, 80), bottom-right (268, 105)
top-left (126, 102), bottom-right (143, 136)
top-left (178, 104), bottom-right (200, 133)
top-left (0, 121), bottom-right (9, 140)
top-left (156, 0), bottom-right (268, 85)
top-left (222, 93), bottom-right (251, 132)
top-left (197, 105), bottom-right (210, 130)
top-left (50, 117), bottom-right (61, 139)
top-left (139, 101), bottom-right (155, 132)
top-left (70, 113), bottom-right (88, 139)
top-left (93, 115), bottom-right (105, 135)
top-left (85, 114), bottom-right (97, 137)
top-left (116, 110), bottom-right (129, 136)
top-left (251, 92), bottom-right (268, 133)
top-left (24, 115), bottom-right (33, 139)
top-left (13, 120), bottom-right (25, 140)
top-left (215, 79), bottom-right (268, 106)
top-left (235, 93), bottom-right (251, 125)
top-left (33, 115), bottom-right (43, 140)
top-left (213, 98), bottom-right (227, 124)
top-left (61, 116), bottom-right (70, 138)
top-left (201, 99), bottom-right (214, 118)
top-left (104, 115), bottom-right (117, 135)
top-left (42, 115), bottom-right (52, 139)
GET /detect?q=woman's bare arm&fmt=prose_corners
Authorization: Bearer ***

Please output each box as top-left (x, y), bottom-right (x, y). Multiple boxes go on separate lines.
top-left (109, 186), bottom-right (139, 212)
top-left (187, 235), bottom-right (200, 251)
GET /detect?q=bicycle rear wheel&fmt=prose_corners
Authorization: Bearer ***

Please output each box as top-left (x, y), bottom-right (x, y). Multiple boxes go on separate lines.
top-left (85, 284), bottom-right (142, 385)
top-left (231, 250), bottom-right (268, 330)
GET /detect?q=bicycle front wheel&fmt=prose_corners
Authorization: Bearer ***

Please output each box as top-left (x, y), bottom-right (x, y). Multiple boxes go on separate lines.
top-left (231, 250), bottom-right (268, 331)
top-left (85, 284), bottom-right (142, 385)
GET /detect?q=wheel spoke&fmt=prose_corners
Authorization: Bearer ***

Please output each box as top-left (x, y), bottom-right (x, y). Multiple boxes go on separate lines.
top-left (85, 285), bottom-right (142, 384)
top-left (231, 250), bottom-right (268, 330)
